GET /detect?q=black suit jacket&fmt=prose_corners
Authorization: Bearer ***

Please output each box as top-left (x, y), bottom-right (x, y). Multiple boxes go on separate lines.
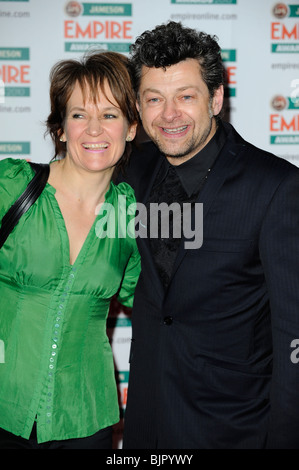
top-left (119, 121), bottom-right (299, 449)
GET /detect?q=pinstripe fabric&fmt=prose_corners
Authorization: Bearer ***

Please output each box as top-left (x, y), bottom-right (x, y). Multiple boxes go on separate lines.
top-left (120, 121), bottom-right (299, 449)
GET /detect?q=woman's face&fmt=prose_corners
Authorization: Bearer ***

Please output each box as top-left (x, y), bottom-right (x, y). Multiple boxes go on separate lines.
top-left (61, 80), bottom-right (136, 174)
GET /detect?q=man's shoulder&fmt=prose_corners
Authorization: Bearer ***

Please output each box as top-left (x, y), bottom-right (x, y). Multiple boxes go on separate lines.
top-left (117, 140), bottom-right (162, 187)
top-left (130, 140), bottom-right (161, 167)
top-left (223, 121), bottom-right (299, 176)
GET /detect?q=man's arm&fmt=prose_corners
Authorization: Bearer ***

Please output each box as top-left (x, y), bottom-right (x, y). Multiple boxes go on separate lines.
top-left (259, 168), bottom-right (299, 448)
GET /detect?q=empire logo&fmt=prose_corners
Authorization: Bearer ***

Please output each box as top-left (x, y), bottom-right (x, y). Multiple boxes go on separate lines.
top-left (64, 1), bottom-right (132, 17)
top-left (221, 49), bottom-right (237, 98)
top-left (0, 65), bottom-right (30, 84)
top-left (272, 2), bottom-right (299, 18)
top-left (116, 371), bottom-right (129, 408)
top-left (270, 95), bottom-right (299, 133)
top-left (0, 48), bottom-right (30, 98)
top-left (271, 94), bottom-right (299, 110)
top-left (65, 1), bottom-right (83, 17)
top-left (0, 48), bottom-right (30, 84)
top-left (270, 108), bottom-right (299, 145)
top-left (270, 114), bottom-right (299, 132)
top-left (271, 3), bottom-right (299, 51)
top-left (270, 86), bottom-right (299, 144)
top-left (271, 95), bottom-right (287, 111)
top-left (273, 3), bottom-right (290, 18)
top-left (271, 22), bottom-right (299, 40)
top-left (63, 2), bottom-right (133, 53)
top-left (64, 20), bottom-right (133, 39)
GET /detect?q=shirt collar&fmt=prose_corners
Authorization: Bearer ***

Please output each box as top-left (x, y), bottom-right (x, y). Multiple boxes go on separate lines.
top-left (173, 121), bottom-right (226, 197)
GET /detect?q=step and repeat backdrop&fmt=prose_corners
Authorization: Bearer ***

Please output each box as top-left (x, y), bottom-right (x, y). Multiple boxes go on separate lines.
top-left (1, 0), bottom-right (299, 446)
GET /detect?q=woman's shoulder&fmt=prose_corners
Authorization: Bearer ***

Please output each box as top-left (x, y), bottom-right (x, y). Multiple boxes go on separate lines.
top-left (111, 181), bottom-right (136, 203)
top-left (0, 159), bottom-right (33, 214)
top-left (0, 157), bottom-right (32, 181)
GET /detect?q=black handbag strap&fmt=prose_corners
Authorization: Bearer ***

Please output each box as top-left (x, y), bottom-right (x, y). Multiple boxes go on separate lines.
top-left (0, 162), bottom-right (50, 249)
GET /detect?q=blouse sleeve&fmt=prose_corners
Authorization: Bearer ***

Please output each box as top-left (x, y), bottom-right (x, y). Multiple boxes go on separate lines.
top-left (115, 182), bottom-right (141, 308)
top-left (0, 158), bottom-right (32, 222)
top-left (116, 239), bottom-right (141, 308)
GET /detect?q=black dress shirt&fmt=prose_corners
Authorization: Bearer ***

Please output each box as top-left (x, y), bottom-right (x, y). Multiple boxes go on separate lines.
top-left (146, 122), bottom-right (226, 288)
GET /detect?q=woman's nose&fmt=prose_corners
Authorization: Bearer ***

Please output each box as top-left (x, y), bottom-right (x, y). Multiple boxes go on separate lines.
top-left (86, 118), bottom-right (103, 136)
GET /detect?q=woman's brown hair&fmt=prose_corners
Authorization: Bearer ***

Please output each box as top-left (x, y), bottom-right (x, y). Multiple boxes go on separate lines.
top-left (45, 50), bottom-right (138, 166)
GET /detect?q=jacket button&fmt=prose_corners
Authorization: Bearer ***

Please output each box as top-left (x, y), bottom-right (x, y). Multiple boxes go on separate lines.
top-left (163, 316), bottom-right (173, 326)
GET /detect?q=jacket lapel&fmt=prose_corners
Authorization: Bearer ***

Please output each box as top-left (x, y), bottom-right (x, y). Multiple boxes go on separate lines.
top-left (133, 123), bottom-right (247, 298)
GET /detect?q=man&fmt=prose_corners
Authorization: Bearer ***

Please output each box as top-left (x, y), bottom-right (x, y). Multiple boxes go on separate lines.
top-left (120, 21), bottom-right (299, 448)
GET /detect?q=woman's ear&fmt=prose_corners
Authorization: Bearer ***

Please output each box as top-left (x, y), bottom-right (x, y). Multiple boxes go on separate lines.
top-left (59, 130), bottom-right (66, 143)
top-left (126, 122), bottom-right (137, 142)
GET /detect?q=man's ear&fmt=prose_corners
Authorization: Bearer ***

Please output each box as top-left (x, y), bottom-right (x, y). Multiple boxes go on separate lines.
top-left (136, 99), bottom-right (142, 119)
top-left (212, 85), bottom-right (224, 116)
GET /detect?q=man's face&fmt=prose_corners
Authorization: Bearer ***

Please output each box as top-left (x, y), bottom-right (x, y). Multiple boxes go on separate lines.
top-left (137, 58), bottom-right (223, 165)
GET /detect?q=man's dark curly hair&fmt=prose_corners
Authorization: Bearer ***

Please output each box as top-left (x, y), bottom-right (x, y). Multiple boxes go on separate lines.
top-left (129, 21), bottom-right (224, 100)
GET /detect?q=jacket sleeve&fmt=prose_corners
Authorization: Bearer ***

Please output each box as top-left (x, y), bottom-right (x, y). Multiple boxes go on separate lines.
top-left (259, 167), bottom-right (299, 448)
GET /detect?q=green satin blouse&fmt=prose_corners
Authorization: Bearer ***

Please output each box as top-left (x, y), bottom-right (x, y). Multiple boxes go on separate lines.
top-left (0, 158), bottom-right (140, 443)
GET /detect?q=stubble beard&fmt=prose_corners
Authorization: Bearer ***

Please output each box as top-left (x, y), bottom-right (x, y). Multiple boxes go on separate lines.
top-left (150, 102), bottom-right (215, 161)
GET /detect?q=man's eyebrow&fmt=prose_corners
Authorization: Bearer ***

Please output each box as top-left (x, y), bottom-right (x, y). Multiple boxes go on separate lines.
top-left (142, 88), bottom-right (162, 95)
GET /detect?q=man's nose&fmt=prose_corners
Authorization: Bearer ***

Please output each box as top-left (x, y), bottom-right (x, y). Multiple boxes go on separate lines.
top-left (161, 100), bottom-right (181, 122)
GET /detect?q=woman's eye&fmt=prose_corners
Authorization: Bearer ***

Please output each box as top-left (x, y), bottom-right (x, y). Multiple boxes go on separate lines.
top-left (72, 113), bottom-right (84, 119)
top-left (104, 114), bottom-right (117, 119)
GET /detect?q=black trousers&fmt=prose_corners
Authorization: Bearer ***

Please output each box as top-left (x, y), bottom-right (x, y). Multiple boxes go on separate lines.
top-left (0, 423), bottom-right (112, 449)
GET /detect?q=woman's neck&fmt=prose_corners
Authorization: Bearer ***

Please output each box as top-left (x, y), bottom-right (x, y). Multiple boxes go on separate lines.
top-left (49, 158), bottom-right (113, 210)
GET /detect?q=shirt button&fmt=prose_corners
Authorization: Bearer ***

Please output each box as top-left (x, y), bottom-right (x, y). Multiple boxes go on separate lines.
top-left (163, 316), bottom-right (173, 326)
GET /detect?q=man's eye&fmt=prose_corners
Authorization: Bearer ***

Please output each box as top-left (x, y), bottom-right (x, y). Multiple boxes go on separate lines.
top-left (72, 113), bottom-right (84, 119)
top-left (104, 114), bottom-right (117, 119)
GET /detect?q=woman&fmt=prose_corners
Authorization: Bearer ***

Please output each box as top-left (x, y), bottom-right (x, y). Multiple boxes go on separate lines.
top-left (0, 51), bottom-right (140, 449)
